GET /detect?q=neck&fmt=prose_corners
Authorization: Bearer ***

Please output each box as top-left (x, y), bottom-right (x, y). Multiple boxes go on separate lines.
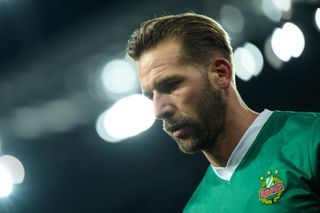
top-left (202, 88), bottom-right (258, 167)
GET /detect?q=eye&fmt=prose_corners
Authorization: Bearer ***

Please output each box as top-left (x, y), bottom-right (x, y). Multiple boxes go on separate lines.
top-left (143, 92), bottom-right (153, 100)
top-left (158, 79), bottom-right (181, 93)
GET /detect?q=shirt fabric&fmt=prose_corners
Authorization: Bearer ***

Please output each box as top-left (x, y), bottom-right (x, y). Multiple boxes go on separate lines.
top-left (183, 110), bottom-right (320, 213)
top-left (213, 109), bottom-right (273, 181)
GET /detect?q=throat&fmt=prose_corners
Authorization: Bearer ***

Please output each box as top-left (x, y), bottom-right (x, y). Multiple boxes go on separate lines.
top-left (202, 132), bottom-right (237, 167)
top-left (202, 110), bottom-right (259, 167)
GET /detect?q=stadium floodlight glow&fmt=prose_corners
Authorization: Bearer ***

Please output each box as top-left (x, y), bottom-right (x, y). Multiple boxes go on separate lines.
top-left (96, 112), bottom-right (119, 142)
top-left (244, 43), bottom-right (264, 76)
top-left (271, 28), bottom-right (291, 62)
top-left (233, 42), bottom-right (264, 81)
top-left (282, 23), bottom-right (304, 57)
top-left (0, 164), bottom-right (13, 197)
top-left (262, 0), bottom-right (291, 22)
top-left (101, 59), bottom-right (138, 99)
top-left (271, 22), bottom-right (305, 62)
top-left (262, 0), bottom-right (282, 22)
top-left (0, 155), bottom-right (25, 184)
top-left (264, 36), bottom-right (283, 70)
top-left (220, 4), bottom-right (244, 34)
top-left (97, 94), bottom-right (155, 142)
top-left (234, 47), bottom-right (254, 81)
top-left (11, 106), bottom-right (45, 139)
top-left (315, 8), bottom-right (320, 31)
top-left (272, 0), bottom-right (291, 12)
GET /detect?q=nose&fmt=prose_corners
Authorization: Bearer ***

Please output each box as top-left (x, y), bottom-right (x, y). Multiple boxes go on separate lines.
top-left (153, 91), bottom-right (175, 120)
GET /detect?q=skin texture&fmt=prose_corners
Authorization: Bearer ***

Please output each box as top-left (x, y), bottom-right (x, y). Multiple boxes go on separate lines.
top-left (138, 39), bottom-right (258, 167)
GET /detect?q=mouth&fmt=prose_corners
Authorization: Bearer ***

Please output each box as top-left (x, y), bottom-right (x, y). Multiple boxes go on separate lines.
top-left (167, 123), bottom-right (189, 139)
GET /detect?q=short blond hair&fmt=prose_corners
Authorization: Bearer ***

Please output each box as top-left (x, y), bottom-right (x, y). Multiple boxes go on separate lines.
top-left (126, 12), bottom-right (233, 69)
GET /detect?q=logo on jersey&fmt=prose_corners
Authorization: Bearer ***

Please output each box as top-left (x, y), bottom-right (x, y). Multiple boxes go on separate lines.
top-left (258, 169), bottom-right (285, 205)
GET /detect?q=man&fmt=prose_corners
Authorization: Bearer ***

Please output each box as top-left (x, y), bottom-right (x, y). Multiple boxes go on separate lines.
top-left (126, 12), bottom-right (320, 212)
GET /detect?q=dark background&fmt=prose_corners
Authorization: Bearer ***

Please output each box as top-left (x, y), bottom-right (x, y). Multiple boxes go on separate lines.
top-left (0, 0), bottom-right (319, 212)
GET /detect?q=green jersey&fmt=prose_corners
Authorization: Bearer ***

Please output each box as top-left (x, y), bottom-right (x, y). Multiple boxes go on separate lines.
top-left (184, 111), bottom-right (320, 213)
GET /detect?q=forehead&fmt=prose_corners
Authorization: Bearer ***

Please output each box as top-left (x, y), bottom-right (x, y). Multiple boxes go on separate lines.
top-left (138, 39), bottom-right (182, 79)
top-left (137, 40), bottom-right (182, 91)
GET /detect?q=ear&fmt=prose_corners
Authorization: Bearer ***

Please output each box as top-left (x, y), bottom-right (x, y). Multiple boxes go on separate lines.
top-left (209, 57), bottom-right (233, 89)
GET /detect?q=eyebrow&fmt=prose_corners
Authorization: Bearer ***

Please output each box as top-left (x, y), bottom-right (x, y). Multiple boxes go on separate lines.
top-left (156, 75), bottom-right (181, 88)
top-left (142, 74), bottom-right (183, 99)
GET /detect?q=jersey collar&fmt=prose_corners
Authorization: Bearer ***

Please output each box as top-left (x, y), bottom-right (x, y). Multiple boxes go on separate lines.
top-left (212, 109), bottom-right (273, 181)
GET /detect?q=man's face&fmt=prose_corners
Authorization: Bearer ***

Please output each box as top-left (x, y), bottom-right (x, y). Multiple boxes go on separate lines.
top-left (138, 39), bottom-right (226, 153)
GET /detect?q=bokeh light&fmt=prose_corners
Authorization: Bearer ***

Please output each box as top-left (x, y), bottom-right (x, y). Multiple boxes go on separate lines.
top-left (96, 94), bottom-right (155, 142)
top-left (262, 0), bottom-right (282, 22)
top-left (272, 0), bottom-right (291, 12)
top-left (43, 99), bottom-right (79, 133)
top-left (262, 0), bottom-right (292, 22)
top-left (315, 8), bottom-right (320, 31)
top-left (264, 36), bottom-right (284, 69)
top-left (234, 48), bottom-right (254, 81)
top-left (96, 112), bottom-right (119, 142)
top-left (100, 59), bottom-right (138, 99)
top-left (271, 22), bottom-right (305, 62)
top-left (11, 96), bottom-right (85, 139)
top-left (0, 155), bottom-right (25, 184)
top-left (244, 43), bottom-right (264, 76)
top-left (11, 106), bottom-right (46, 139)
top-left (233, 42), bottom-right (264, 81)
top-left (220, 4), bottom-right (244, 34)
top-left (0, 164), bottom-right (12, 197)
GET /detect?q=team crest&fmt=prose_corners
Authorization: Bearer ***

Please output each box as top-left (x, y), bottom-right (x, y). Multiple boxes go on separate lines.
top-left (258, 169), bottom-right (285, 205)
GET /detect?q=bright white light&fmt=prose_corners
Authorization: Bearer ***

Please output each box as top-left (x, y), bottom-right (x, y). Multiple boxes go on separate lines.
top-left (240, 48), bottom-right (256, 75)
top-left (97, 94), bottom-right (155, 142)
top-left (272, 0), bottom-right (291, 12)
top-left (101, 59), bottom-right (138, 98)
top-left (220, 5), bottom-right (244, 34)
top-left (271, 28), bottom-right (291, 62)
top-left (104, 94), bottom-right (155, 140)
top-left (262, 0), bottom-right (282, 22)
top-left (244, 43), bottom-right (264, 76)
top-left (0, 155), bottom-right (25, 184)
top-left (271, 22), bottom-right (305, 62)
top-left (233, 43), bottom-right (264, 81)
top-left (283, 23), bottom-right (305, 57)
top-left (0, 164), bottom-right (13, 197)
top-left (264, 36), bottom-right (283, 69)
top-left (316, 8), bottom-right (320, 31)
top-left (233, 47), bottom-right (254, 81)
top-left (96, 112), bottom-right (119, 142)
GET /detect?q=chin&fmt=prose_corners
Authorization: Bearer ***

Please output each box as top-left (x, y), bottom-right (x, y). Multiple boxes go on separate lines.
top-left (176, 137), bottom-right (204, 154)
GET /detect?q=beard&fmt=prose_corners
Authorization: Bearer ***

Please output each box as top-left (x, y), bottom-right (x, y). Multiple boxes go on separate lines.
top-left (163, 75), bottom-right (226, 154)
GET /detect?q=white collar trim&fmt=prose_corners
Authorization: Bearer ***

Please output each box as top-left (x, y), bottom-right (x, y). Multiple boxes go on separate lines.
top-left (211, 109), bottom-right (273, 181)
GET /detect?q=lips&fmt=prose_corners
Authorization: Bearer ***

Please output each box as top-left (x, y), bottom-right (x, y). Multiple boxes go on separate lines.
top-left (169, 124), bottom-right (188, 138)
top-left (173, 128), bottom-right (185, 138)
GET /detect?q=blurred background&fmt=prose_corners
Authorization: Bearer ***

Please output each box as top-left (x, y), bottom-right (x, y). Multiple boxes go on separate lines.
top-left (0, 0), bottom-right (319, 212)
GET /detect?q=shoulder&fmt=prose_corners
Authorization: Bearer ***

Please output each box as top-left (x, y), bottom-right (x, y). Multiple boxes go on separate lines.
top-left (264, 110), bottom-right (320, 144)
top-left (268, 111), bottom-right (320, 175)
top-left (267, 111), bottom-right (320, 132)
top-left (272, 110), bottom-right (320, 122)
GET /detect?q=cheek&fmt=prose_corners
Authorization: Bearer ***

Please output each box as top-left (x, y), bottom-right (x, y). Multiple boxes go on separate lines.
top-left (175, 86), bottom-right (204, 116)
top-left (173, 72), bottom-right (207, 116)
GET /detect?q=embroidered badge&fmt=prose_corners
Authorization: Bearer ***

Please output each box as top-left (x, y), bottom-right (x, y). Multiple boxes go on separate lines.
top-left (258, 169), bottom-right (285, 205)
